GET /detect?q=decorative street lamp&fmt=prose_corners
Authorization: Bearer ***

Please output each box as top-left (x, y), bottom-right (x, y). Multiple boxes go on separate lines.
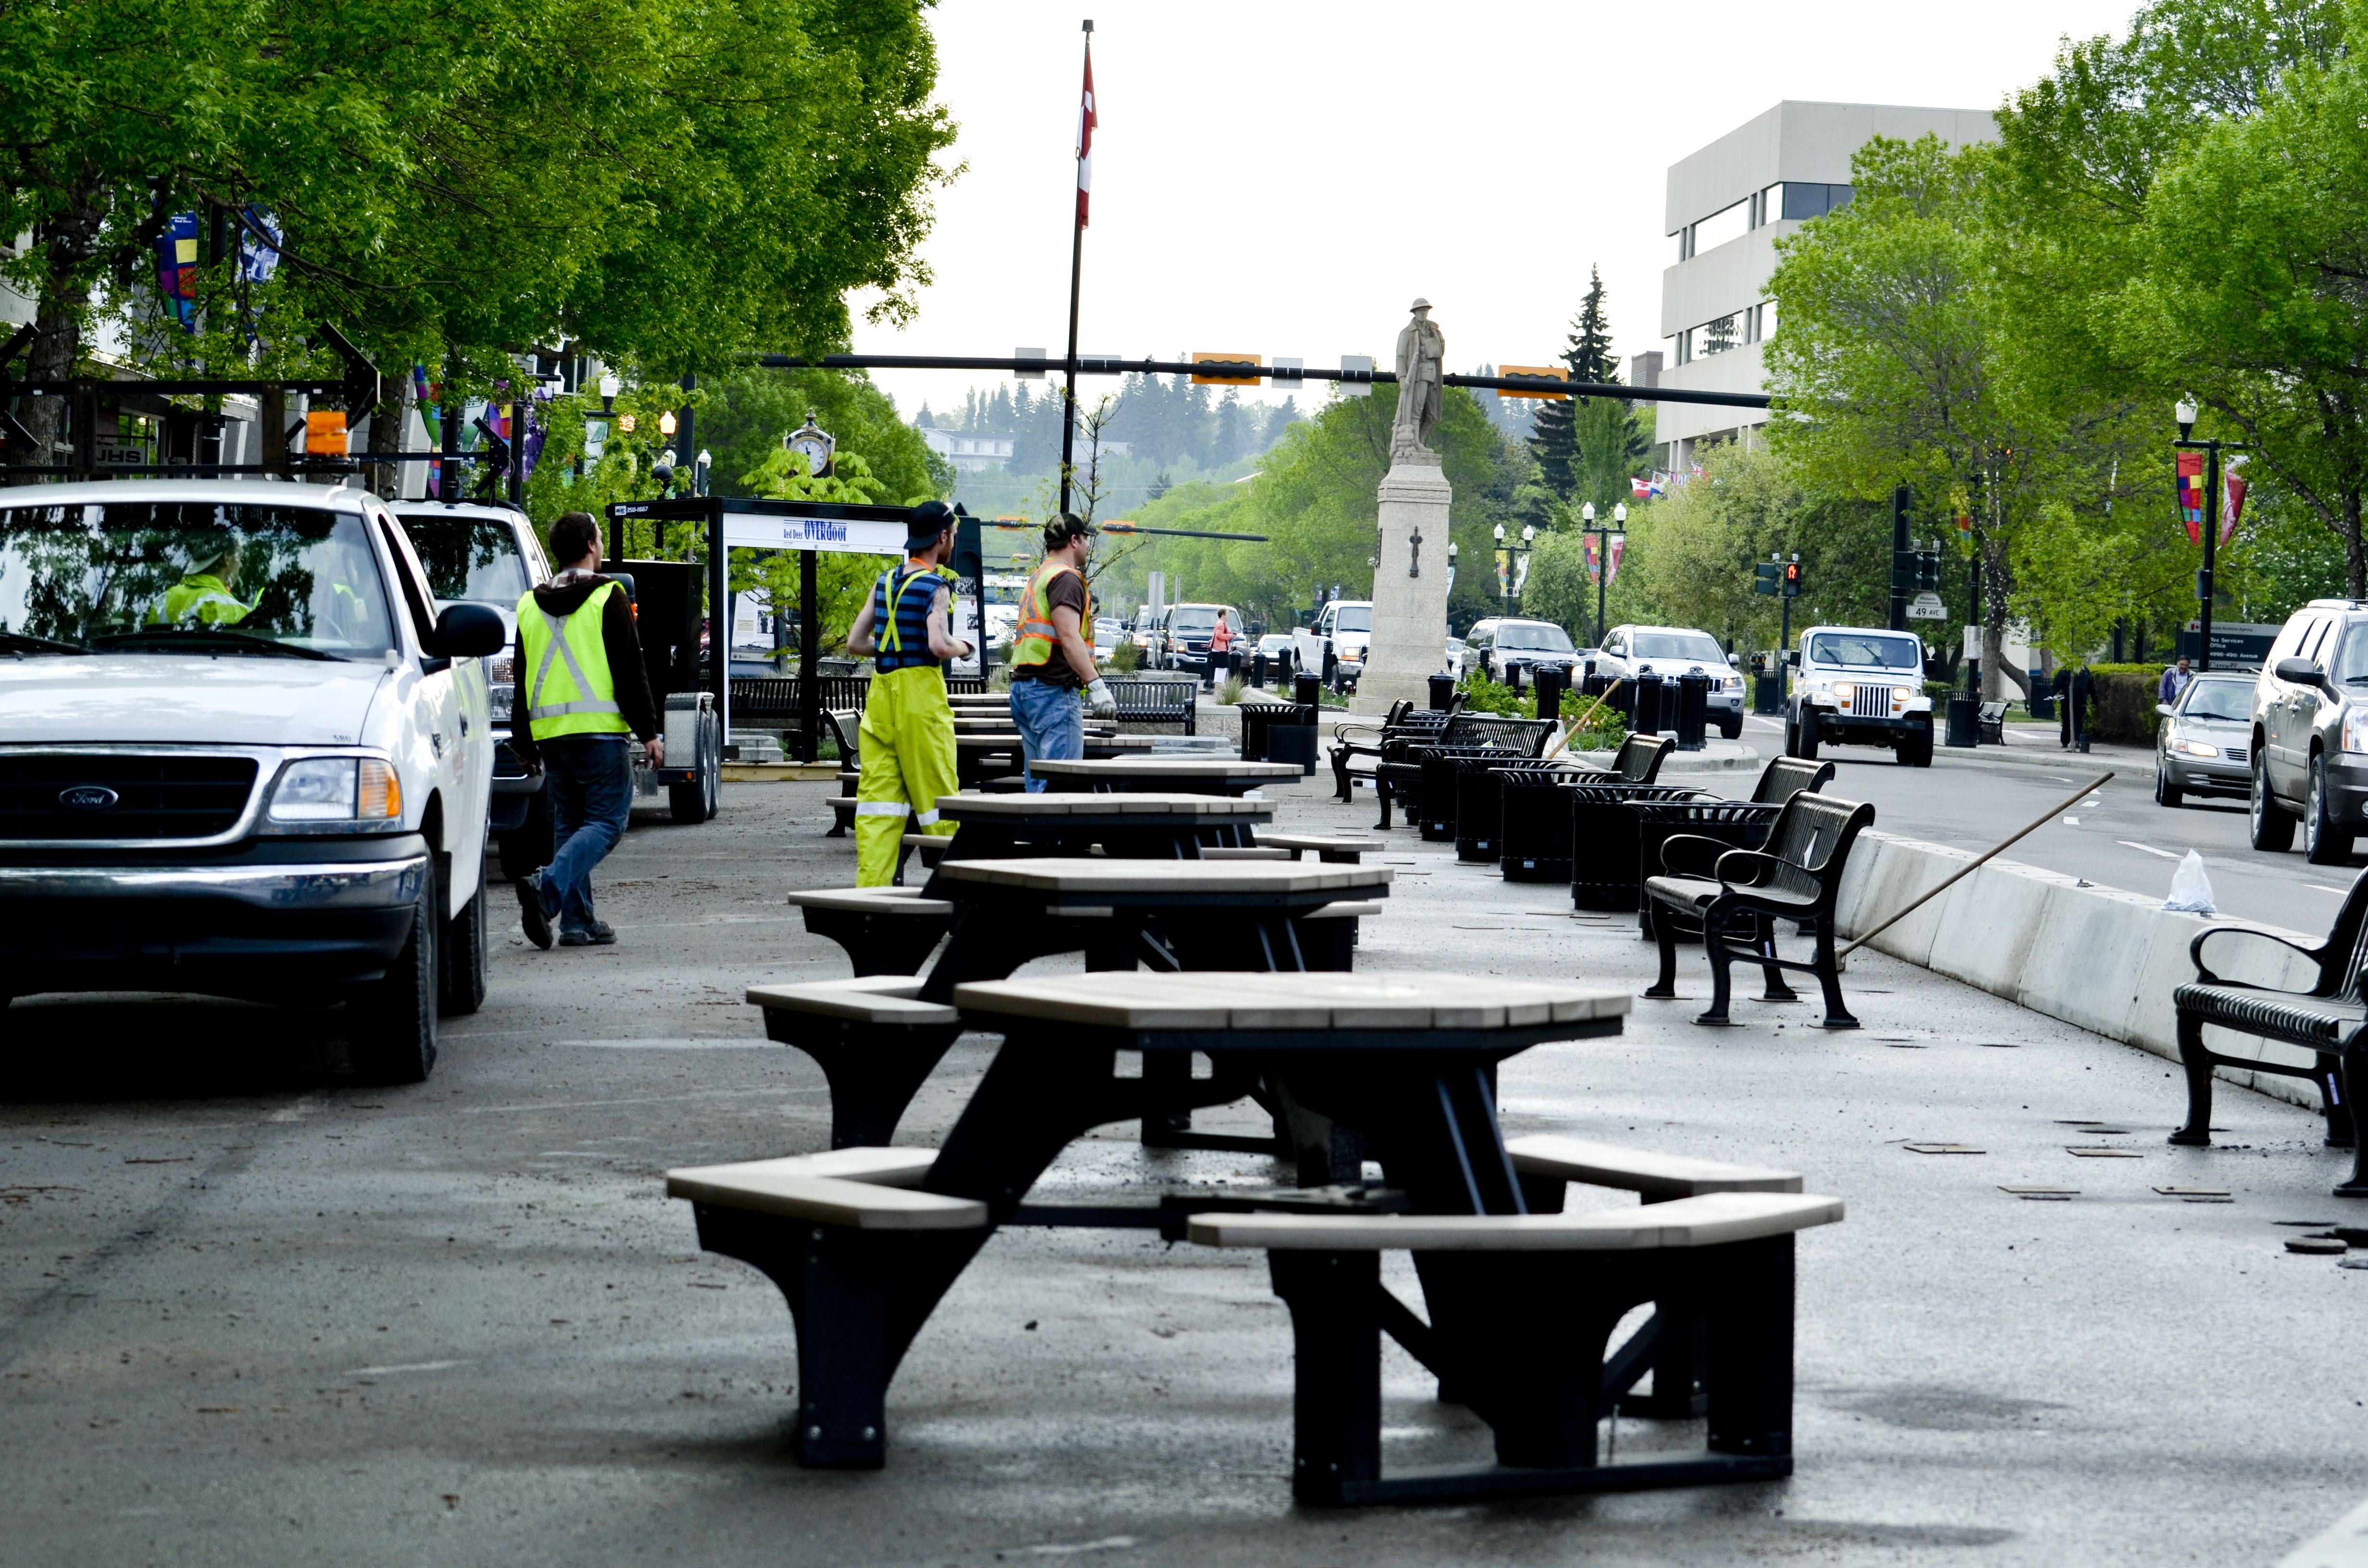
top-left (2173, 395), bottom-right (2246, 673)
top-left (1581, 501), bottom-right (1627, 648)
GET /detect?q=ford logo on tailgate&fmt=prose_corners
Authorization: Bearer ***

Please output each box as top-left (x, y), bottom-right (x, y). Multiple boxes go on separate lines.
top-left (59, 785), bottom-right (119, 811)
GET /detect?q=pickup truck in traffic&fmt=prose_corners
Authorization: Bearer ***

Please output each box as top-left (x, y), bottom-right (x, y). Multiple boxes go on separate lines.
top-left (1290, 599), bottom-right (1370, 689)
top-left (0, 480), bottom-right (508, 1082)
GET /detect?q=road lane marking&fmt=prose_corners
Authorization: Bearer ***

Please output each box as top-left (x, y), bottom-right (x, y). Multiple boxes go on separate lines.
top-left (2275, 1491), bottom-right (2368, 1566)
top-left (555, 1039), bottom-right (771, 1050)
top-left (2308, 884), bottom-right (2351, 895)
top-left (346, 1360), bottom-right (470, 1377)
top-left (2117, 841), bottom-right (2182, 860)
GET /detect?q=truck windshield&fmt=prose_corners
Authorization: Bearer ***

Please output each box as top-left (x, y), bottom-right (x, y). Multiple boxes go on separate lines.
top-left (0, 502), bottom-right (398, 658)
top-left (1808, 632), bottom-right (1921, 671)
top-left (1496, 623), bottom-right (1574, 652)
top-left (1632, 631), bottom-right (1725, 661)
top-left (401, 515), bottom-right (530, 605)
top-left (1333, 605), bottom-right (1371, 633)
top-left (1169, 608), bottom-right (1221, 632)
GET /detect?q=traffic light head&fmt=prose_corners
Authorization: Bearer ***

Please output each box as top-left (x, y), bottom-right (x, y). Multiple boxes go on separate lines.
top-left (1782, 560), bottom-right (1804, 596)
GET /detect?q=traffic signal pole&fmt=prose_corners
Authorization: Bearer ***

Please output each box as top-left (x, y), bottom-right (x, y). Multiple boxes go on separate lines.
top-left (1890, 486), bottom-right (1910, 632)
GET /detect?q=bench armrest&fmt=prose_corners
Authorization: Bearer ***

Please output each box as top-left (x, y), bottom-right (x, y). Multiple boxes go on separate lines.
top-left (2189, 921), bottom-right (2338, 991)
top-left (1657, 833), bottom-right (1733, 879)
top-left (1712, 847), bottom-right (1786, 890)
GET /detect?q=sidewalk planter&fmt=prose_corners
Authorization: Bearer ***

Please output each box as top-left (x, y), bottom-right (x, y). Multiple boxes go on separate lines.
top-left (1834, 831), bottom-right (2325, 1110)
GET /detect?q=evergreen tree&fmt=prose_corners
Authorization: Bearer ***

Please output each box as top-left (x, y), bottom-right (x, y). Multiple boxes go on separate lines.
top-left (1214, 391), bottom-right (1247, 465)
top-left (1527, 267), bottom-right (1626, 515)
top-left (913, 403), bottom-right (936, 429)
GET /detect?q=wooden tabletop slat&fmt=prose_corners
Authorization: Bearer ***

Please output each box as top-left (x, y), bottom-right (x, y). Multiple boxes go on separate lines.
top-left (937, 857), bottom-right (1391, 895)
top-left (935, 791), bottom-right (1274, 818)
top-left (950, 970), bottom-right (1628, 1030)
top-left (1028, 758), bottom-right (1302, 778)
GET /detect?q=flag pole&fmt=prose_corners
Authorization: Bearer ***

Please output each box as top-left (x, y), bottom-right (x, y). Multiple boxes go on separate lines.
top-left (1058, 19), bottom-right (1093, 515)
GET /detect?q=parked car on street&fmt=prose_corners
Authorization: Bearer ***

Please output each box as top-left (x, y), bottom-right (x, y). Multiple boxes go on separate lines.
top-left (1444, 635), bottom-right (1467, 677)
top-left (2154, 674), bottom-right (2254, 808)
top-left (1592, 623), bottom-right (1747, 739)
top-left (0, 480), bottom-right (509, 1081)
top-left (1288, 599), bottom-right (1371, 689)
top-left (1255, 632), bottom-right (1295, 675)
top-left (2246, 599), bottom-right (2368, 862)
top-left (1152, 601), bottom-right (1243, 677)
top-left (1464, 617), bottom-right (1580, 686)
top-left (1785, 625), bottom-right (1934, 766)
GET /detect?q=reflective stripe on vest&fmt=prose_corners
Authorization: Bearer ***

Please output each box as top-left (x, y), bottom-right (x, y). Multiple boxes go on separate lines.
top-left (517, 580), bottom-right (629, 740)
top-left (1012, 561), bottom-right (1090, 669)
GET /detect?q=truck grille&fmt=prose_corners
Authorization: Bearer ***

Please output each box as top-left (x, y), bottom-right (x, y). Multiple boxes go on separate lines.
top-left (0, 754), bottom-right (258, 840)
top-left (1849, 686), bottom-right (1896, 718)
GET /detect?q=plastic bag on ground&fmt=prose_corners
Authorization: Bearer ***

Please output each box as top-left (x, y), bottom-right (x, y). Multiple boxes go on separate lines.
top-left (2164, 849), bottom-right (2217, 914)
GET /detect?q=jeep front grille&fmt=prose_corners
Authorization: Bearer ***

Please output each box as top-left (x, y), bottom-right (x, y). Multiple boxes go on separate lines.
top-left (1849, 685), bottom-right (1895, 718)
top-left (0, 754), bottom-right (259, 840)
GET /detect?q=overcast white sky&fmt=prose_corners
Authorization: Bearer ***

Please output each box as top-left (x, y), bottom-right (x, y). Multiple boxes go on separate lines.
top-left (851, 0), bottom-right (2147, 424)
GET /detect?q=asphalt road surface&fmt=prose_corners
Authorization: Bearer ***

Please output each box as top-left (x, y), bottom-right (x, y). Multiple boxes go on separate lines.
top-left (1731, 712), bottom-right (2349, 931)
top-left (5, 776), bottom-right (2366, 1567)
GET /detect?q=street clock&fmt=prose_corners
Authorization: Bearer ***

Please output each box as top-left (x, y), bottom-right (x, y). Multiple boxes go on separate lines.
top-left (785, 412), bottom-right (835, 478)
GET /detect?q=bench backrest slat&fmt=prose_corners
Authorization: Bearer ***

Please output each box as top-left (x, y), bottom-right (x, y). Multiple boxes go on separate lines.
top-left (1750, 756), bottom-right (1835, 806)
top-left (1613, 733), bottom-right (1674, 783)
top-left (1760, 794), bottom-right (1875, 907)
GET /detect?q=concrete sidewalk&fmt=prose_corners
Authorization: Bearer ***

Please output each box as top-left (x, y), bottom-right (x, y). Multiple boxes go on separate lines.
top-left (0, 775), bottom-right (2360, 1567)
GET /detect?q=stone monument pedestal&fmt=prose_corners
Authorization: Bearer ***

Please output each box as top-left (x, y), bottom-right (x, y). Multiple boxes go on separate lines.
top-left (1351, 457), bottom-right (1454, 715)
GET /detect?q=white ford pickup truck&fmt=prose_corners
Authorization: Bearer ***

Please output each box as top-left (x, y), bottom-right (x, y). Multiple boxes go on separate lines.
top-left (0, 479), bottom-right (506, 1081)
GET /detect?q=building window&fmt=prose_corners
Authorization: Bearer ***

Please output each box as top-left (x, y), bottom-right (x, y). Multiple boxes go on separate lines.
top-left (1779, 182), bottom-right (1853, 220)
top-left (1678, 313), bottom-right (1742, 366)
top-left (1687, 198), bottom-right (1750, 258)
top-left (1744, 301), bottom-right (1776, 343)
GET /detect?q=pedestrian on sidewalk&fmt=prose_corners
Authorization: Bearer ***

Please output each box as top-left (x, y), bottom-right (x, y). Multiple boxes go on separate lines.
top-left (511, 511), bottom-right (662, 948)
top-left (1206, 608), bottom-right (1233, 691)
top-left (2159, 656), bottom-right (2193, 705)
top-left (1010, 513), bottom-right (1117, 791)
top-left (844, 501), bottom-right (973, 887)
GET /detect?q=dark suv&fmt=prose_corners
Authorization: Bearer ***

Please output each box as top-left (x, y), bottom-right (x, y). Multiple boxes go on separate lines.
top-left (2250, 599), bottom-right (2368, 863)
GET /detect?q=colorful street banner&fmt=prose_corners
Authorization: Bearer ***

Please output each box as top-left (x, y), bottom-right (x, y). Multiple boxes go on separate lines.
top-left (2221, 459), bottom-right (2246, 545)
top-left (1583, 533), bottom-right (1601, 582)
top-left (2177, 449), bottom-right (2207, 544)
top-left (154, 212), bottom-right (200, 330)
top-left (1607, 536), bottom-right (1626, 585)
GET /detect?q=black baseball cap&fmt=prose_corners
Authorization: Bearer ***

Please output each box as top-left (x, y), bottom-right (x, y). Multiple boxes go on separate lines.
top-left (1041, 511), bottom-right (1096, 550)
top-left (904, 499), bottom-right (957, 551)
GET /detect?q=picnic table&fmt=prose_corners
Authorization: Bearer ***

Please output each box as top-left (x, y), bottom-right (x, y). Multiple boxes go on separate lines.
top-left (680, 970), bottom-right (1629, 1470)
top-left (953, 731), bottom-right (1154, 785)
top-left (926, 789), bottom-right (1273, 864)
top-left (1031, 757), bottom-right (1305, 796)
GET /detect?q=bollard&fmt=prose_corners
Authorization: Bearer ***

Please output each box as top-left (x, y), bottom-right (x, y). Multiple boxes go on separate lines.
top-left (1252, 651), bottom-right (1268, 688)
top-left (1536, 665), bottom-right (1563, 721)
top-left (1294, 671), bottom-right (1321, 709)
top-left (1509, 662), bottom-right (1526, 697)
top-left (1428, 672), bottom-right (1455, 710)
top-left (1632, 672), bottom-right (1664, 735)
top-left (1582, 670), bottom-right (1607, 700)
top-left (1674, 671), bottom-right (1709, 751)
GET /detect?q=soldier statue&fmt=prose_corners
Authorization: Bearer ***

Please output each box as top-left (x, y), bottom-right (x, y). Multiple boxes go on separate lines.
top-left (1393, 297), bottom-right (1445, 462)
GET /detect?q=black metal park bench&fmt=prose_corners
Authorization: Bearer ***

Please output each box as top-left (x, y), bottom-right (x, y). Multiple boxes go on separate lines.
top-left (1328, 700), bottom-right (1443, 801)
top-left (1108, 677), bottom-right (1198, 734)
top-left (1615, 759), bottom-right (1836, 935)
top-left (1385, 716), bottom-right (1559, 836)
top-left (2170, 869), bottom-right (2368, 1190)
top-left (1642, 793), bottom-right (1875, 1029)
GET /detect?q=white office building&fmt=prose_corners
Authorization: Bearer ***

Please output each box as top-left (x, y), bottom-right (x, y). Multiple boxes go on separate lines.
top-left (1654, 101), bottom-right (1997, 471)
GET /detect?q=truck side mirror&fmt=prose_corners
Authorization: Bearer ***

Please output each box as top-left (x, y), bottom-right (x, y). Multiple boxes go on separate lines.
top-left (2275, 656), bottom-right (2332, 692)
top-left (430, 602), bottom-right (508, 659)
top-left (1786, 650), bottom-right (1801, 668)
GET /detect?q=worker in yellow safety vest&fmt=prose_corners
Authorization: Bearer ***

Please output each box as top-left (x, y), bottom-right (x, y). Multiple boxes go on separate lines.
top-left (1009, 513), bottom-right (1117, 791)
top-left (509, 511), bottom-right (662, 948)
top-left (845, 500), bottom-right (973, 886)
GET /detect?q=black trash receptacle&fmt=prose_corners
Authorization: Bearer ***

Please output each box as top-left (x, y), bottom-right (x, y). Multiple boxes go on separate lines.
top-left (1632, 672), bottom-right (1665, 736)
top-left (1428, 673), bottom-right (1455, 710)
top-left (1946, 695), bottom-right (1980, 748)
top-left (1269, 721), bottom-right (1318, 775)
top-left (1754, 673), bottom-right (1782, 714)
top-left (1674, 672), bottom-right (1710, 751)
top-left (1294, 672), bottom-right (1321, 709)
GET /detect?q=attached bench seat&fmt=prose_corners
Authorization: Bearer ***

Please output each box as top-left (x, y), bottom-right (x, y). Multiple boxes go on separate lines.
top-left (1644, 794), bottom-right (1874, 1029)
top-left (667, 1143), bottom-right (981, 1467)
top-left (2170, 867), bottom-right (2368, 1185)
top-left (668, 1146), bottom-right (983, 1229)
top-left (1258, 831), bottom-right (1375, 864)
top-left (746, 976), bottom-right (965, 1147)
top-left (1504, 1134), bottom-right (1802, 1199)
top-left (1295, 897), bottom-right (1385, 970)
top-left (1198, 845), bottom-right (1291, 861)
top-left (901, 832), bottom-right (951, 869)
top-left (1188, 1189), bottom-right (1842, 1505)
top-left (786, 885), bottom-right (953, 977)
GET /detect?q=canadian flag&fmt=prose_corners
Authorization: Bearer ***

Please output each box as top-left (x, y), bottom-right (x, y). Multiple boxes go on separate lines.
top-left (1076, 53), bottom-right (1097, 228)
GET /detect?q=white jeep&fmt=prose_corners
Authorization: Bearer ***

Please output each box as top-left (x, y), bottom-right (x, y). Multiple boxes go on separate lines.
top-left (0, 480), bottom-right (506, 1081)
top-left (1786, 625), bottom-right (1935, 767)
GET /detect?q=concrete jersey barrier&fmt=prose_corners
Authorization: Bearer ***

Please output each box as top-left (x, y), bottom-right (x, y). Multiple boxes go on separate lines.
top-left (1834, 830), bottom-right (2328, 1110)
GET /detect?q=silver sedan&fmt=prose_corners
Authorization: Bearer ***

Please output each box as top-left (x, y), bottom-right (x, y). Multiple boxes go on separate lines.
top-left (2155, 674), bottom-right (2254, 806)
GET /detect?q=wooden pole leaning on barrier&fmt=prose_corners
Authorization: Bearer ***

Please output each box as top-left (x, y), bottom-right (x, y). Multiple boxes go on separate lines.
top-left (1838, 770), bottom-right (2116, 959)
top-left (1540, 679), bottom-right (1627, 763)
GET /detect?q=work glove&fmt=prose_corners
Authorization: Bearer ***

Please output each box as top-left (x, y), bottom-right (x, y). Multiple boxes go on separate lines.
top-left (1085, 677), bottom-right (1118, 719)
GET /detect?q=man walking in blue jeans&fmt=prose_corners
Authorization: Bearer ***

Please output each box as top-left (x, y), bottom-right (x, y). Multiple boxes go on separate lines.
top-left (1009, 513), bottom-right (1117, 789)
top-left (509, 511), bottom-right (664, 947)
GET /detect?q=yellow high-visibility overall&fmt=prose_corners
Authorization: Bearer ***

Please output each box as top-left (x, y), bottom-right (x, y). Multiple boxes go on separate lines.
top-left (856, 562), bottom-right (961, 887)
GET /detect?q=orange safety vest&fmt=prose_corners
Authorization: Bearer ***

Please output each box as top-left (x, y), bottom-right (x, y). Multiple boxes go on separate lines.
top-left (1012, 560), bottom-right (1091, 669)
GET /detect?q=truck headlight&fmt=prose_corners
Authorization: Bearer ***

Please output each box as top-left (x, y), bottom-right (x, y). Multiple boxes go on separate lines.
top-left (2345, 707), bottom-right (2368, 755)
top-left (1829, 681), bottom-right (1855, 705)
top-left (265, 756), bottom-right (404, 827)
